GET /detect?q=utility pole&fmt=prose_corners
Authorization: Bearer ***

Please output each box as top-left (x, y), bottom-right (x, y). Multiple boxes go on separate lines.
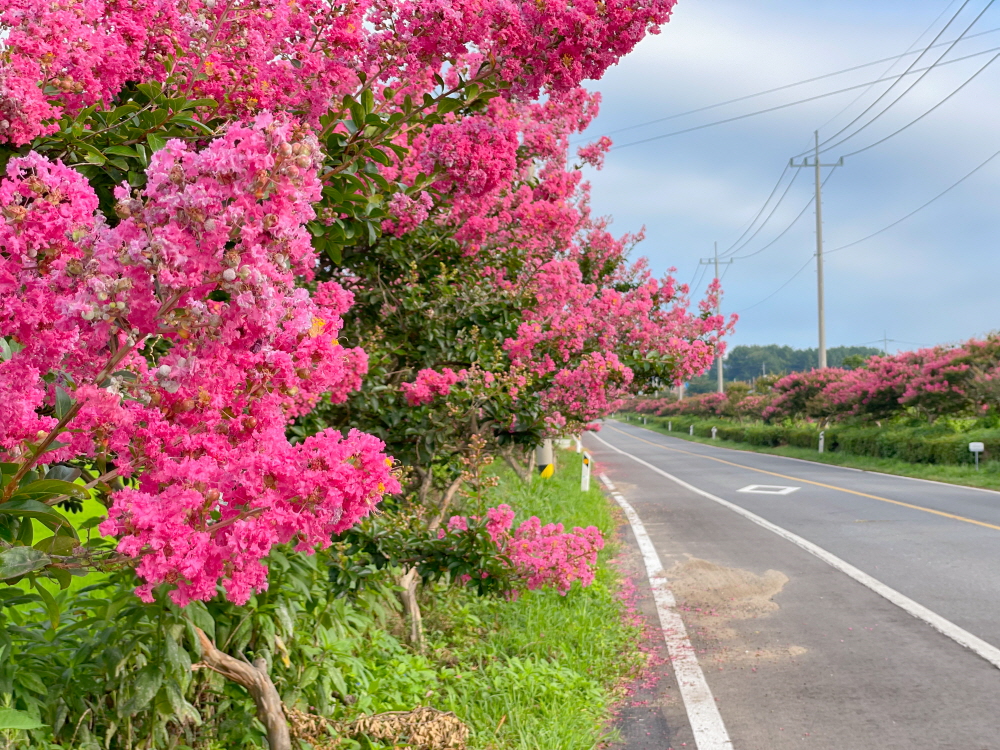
top-left (790, 132), bottom-right (843, 369)
top-left (700, 241), bottom-right (734, 393)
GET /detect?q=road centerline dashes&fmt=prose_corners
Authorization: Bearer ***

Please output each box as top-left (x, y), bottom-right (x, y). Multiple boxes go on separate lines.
top-left (608, 423), bottom-right (1000, 533)
top-left (591, 432), bottom-right (1000, 672)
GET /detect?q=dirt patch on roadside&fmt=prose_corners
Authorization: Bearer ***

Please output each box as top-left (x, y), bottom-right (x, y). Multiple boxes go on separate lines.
top-left (666, 557), bottom-right (803, 665)
top-left (667, 557), bottom-right (787, 620)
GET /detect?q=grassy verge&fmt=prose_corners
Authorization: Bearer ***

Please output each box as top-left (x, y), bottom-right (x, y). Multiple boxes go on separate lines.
top-left (338, 448), bottom-right (641, 750)
top-left (620, 417), bottom-right (1000, 492)
top-left (431, 449), bottom-right (640, 749)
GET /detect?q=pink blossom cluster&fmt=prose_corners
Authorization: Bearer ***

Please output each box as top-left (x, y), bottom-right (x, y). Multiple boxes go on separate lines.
top-left (443, 504), bottom-right (604, 595)
top-left (1, 115), bottom-right (399, 604)
top-left (400, 368), bottom-right (466, 406)
top-left (633, 335), bottom-right (1000, 425)
top-left (1, 0), bottom-right (677, 146)
top-left (380, 81), bottom-right (733, 434)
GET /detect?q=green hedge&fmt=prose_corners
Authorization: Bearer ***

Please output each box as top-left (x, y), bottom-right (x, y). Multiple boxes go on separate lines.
top-left (628, 414), bottom-right (1000, 466)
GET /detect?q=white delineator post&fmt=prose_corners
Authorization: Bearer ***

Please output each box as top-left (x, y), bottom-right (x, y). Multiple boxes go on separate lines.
top-left (970, 441), bottom-right (985, 471)
top-left (819, 430), bottom-right (826, 454)
top-left (581, 451), bottom-right (592, 492)
top-left (575, 435), bottom-right (583, 453)
top-left (689, 425), bottom-right (694, 436)
top-left (711, 426), bottom-right (717, 440)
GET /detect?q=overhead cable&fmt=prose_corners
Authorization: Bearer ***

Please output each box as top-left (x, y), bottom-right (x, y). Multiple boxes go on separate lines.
top-left (826, 148), bottom-right (1000, 255)
top-left (719, 165), bottom-right (792, 254)
top-left (819, 0), bottom-right (969, 131)
top-left (720, 170), bottom-right (802, 258)
top-left (802, 0), bottom-right (981, 156)
top-left (838, 51), bottom-right (1000, 158)
top-left (811, 0), bottom-right (998, 158)
top-left (607, 45), bottom-right (1000, 151)
top-left (731, 167), bottom-right (839, 261)
top-left (572, 25), bottom-right (1000, 146)
top-left (733, 254), bottom-right (815, 313)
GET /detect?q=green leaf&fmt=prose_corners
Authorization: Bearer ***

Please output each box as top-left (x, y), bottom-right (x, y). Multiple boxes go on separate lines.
top-left (185, 601), bottom-right (216, 642)
top-left (122, 665), bottom-right (163, 715)
top-left (0, 707), bottom-right (45, 731)
top-left (54, 386), bottom-right (73, 419)
top-left (135, 82), bottom-right (163, 101)
top-left (34, 535), bottom-right (78, 555)
top-left (104, 144), bottom-right (140, 158)
top-left (31, 577), bottom-right (61, 630)
top-left (10, 479), bottom-right (89, 503)
top-left (0, 499), bottom-right (78, 539)
top-left (146, 133), bottom-right (167, 152)
top-left (48, 567), bottom-right (72, 590)
top-left (0, 547), bottom-right (50, 580)
top-left (78, 516), bottom-right (105, 531)
top-left (76, 143), bottom-right (107, 165)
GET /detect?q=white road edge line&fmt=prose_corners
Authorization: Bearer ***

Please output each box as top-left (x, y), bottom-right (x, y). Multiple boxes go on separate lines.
top-left (598, 472), bottom-right (734, 750)
top-left (591, 432), bottom-right (1000, 671)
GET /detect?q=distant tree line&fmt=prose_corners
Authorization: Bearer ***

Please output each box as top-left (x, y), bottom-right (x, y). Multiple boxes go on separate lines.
top-left (686, 344), bottom-right (882, 394)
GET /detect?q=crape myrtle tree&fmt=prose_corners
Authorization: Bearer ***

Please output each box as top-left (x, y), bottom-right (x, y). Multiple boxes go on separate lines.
top-left (295, 87), bottom-right (733, 645)
top-left (0, 0), bottom-right (706, 745)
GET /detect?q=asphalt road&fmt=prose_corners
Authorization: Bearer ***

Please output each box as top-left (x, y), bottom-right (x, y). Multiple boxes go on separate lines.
top-left (589, 420), bottom-right (1000, 750)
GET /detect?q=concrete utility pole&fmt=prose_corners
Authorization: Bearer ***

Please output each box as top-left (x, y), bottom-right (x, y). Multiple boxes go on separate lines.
top-left (700, 242), bottom-right (733, 393)
top-left (790, 132), bottom-right (842, 369)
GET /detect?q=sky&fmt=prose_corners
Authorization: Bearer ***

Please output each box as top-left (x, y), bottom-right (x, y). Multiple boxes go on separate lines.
top-left (577, 0), bottom-right (1000, 355)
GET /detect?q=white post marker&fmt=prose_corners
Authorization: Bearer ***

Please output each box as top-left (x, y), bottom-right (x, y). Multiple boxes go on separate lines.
top-left (970, 441), bottom-right (985, 471)
top-left (711, 426), bottom-right (718, 440)
top-left (581, 451), bottom-right (592, 492)
top-left (575, 435), bottom-right (583, 453)
top-left (668, 421), bottom-right (673, 432)
top-left (598, 472), bottom-right (733, 749)
top-left (643, 416), bottom-right (647, 424)
top-left (819, 430), bottom-right (825, 454)
top-left (689, 425), bottom-right (694, 436)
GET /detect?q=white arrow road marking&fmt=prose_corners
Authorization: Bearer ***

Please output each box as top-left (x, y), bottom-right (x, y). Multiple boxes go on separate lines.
top-left (598, 472), bottom-right (734, 750)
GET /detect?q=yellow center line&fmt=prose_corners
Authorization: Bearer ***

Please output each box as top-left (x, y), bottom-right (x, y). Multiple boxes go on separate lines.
top-left (608, 424), bottom-right (1000, 533)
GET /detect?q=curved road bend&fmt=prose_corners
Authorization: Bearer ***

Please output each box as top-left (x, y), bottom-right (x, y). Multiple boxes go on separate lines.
top-left (588, 420), bottom-right (1000, 750)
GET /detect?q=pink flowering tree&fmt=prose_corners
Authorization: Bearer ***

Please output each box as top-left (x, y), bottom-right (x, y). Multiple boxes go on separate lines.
top-left (0, 117), bottom-right (399, 606)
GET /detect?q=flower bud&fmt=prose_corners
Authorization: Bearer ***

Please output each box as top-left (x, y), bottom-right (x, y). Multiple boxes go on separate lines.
top-left (278, 142), bottom-right (293, 157)
top-left (157, 364), bottom-right (172, 378)
top-left (222, 268), bottom-right (237, 282)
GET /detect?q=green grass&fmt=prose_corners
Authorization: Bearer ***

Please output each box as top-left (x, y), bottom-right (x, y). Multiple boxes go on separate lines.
top-left (418, 450), bottom-right (641, 750)
top-left (621, 417), bottom-right (1000, 491)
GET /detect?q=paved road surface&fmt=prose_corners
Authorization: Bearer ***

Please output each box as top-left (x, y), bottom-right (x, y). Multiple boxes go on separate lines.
top-left (589, 420), bottom-right (1000, 750)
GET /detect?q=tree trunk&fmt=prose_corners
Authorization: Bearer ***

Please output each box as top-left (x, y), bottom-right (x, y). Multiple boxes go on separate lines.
top-left (428, 477), bottom-right (464, 533)
top-left (397, 566), bottom-right (424, 650)
top-left (193, 627), bottom-right (290, 750)
top-left (501, 446), bottom-right (533, 484)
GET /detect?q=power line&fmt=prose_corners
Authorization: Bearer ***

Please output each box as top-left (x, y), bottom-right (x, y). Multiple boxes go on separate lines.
top-left (818, 0), bottom-right (967, 131)
top-left (808, 0), bottom-right (995, 153)
top-left (730, 167), bottom-right (839, 260)
top-left (840, 51), bottom-right (1000, 158)
top-left (826, 148), bottom-right (1000, 255)
top-left (572, 25), bottom-right (1000, 146)
top-left (803, 0), bottom-right (982, 156)
top-left (719, 165), bottom-right (792, 254)
top-left (607, 44), bottom-right (1000, 151)
top-left (720, 170), bottom-right (802, 258)
top-left (733, 254), bottom-right (815, 313)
